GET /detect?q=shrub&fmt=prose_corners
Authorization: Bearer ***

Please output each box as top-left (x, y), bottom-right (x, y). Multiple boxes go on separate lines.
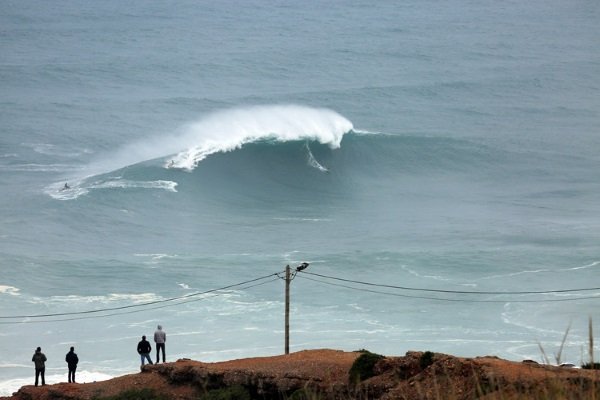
top-left (581, 362), bottom-right (600, 370)
top-left (288, 387), bottom-right (322, 400)
top-left (203, 385), bottom-right (251, 400)
top-left (420, 351), bottom-right (435, 370)
top-left (349, 350), bottom-right (385, 384)
top-left (97, 388), bottom-right (166, 400)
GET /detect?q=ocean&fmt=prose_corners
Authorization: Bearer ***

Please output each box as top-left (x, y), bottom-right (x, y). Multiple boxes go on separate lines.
top-left (1, 0), bottom-right (599, 395)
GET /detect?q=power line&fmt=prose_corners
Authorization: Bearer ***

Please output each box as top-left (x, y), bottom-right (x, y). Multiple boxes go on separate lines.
top-left (299, 271), bottom-right (600, 295)
top-left (0, 276), bottom-right (280, 325)
top-left (3, 267), bottom-right (598, 323)
top-left (0, 272), bottom-right (283, 320)
top-left (296, 274), bottom-right (600, 303)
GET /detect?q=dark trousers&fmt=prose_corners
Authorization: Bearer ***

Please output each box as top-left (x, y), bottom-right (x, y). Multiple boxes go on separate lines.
top-left (68, 366), bottom-right (76, 383)
top-left (156, 343), bottom-right (166, 363)
top-left (35, 367), bottom-right (45, 386)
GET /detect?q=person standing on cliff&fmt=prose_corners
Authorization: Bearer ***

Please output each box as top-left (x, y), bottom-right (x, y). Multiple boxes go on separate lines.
top-left (32, 347), bottom-right (47, 386)
top-left (153, 324), bottom-right (166, 363)
top-left (65, 346), bottom-right (79, 383)
top-left (137, 335), bottom-right (153, 367)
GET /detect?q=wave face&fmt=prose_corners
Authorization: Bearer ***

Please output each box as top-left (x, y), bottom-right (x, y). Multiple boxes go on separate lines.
top-left (81, 105), bottom-right (353, 179)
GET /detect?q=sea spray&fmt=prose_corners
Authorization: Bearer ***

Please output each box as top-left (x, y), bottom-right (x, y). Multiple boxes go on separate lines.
top-left (169, 105), bottom-right (353, 171)
top-left (87, 104), bottom-right (352, 175)
top-left (49, 105), bottom-right (352, 197)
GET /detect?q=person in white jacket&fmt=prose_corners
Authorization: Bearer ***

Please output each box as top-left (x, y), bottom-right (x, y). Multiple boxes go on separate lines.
top-left (154, 325), bottom-right (166, 363)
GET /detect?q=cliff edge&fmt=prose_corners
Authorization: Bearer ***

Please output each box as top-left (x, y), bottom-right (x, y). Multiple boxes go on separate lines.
top-left (3, 349), bottom-right (599, 400)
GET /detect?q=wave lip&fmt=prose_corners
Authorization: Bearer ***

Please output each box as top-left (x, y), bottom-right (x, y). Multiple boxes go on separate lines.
top-left (168, 105), bottom-right (354, 171)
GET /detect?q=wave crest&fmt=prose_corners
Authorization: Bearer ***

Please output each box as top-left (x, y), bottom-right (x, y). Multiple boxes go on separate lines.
top-left (167, 105), bottom-right (353, 171)
top-left (47, 105), bottom-right (352, 199)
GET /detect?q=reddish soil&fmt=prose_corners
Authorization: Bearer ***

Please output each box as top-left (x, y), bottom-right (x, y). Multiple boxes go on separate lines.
top-left (3, 349), bottom-right (599, 400)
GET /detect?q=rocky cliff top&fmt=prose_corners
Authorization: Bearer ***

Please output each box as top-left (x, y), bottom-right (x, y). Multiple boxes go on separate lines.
top-left (3, 349), bottom-right (599, 400)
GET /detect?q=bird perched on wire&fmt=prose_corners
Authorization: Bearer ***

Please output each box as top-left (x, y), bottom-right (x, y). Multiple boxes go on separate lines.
top-left (296, 262), bottom-right (309, 271)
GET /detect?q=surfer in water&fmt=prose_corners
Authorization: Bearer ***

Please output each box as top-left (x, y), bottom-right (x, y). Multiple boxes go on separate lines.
top-left (61, 183), bottom-right (70, 191)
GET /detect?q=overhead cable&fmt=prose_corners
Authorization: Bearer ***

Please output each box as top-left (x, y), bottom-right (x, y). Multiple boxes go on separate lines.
top-left (0, 271), bottom-right (283, 319)
top-left (0, 276), bottom-right (280, 325)
top-left (296, 275), bottom-right (600, 303)
top-left (299, 271), bottom-right (600, 295)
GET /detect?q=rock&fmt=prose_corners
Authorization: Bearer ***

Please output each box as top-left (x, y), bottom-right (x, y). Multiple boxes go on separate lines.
top-left (2, 349), bottom-right (599, 400)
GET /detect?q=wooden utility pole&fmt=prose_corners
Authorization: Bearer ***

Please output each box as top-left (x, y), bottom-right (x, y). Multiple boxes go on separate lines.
top-left (285, 264), bottom-right (291, 355)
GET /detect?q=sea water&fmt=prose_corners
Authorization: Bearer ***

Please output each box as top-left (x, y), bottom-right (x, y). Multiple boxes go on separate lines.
top-left (1, 0), bottom-right (599, 395)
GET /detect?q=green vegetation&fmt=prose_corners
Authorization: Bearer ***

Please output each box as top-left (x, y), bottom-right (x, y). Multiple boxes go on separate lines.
top-left (202, 385), bottom-right (251, 400)
top-left (420, 351), bottom-right (435, 370)
top-left (288, 387), bottom-right (322, 400)
top-left (349, 350), bottom-right (385, 384)
top-left (96, 388), bottom-right (167, 400)
top-left (582, 362), bottom-right (600, 370)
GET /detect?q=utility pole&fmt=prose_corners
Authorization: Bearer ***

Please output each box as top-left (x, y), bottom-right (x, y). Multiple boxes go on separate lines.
top-left (284, 263), bottom-right (308, 355)
top-left (285, 264), bottom-right (291, 355)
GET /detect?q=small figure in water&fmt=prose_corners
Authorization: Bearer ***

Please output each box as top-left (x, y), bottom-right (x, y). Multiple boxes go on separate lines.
top-left (168, 160), bottom-right (175, 168)
top-left (61, 183), bottom-right (70, 191)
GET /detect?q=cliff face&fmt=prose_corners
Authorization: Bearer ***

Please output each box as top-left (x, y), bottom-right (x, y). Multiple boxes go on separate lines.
top-left (3, 349), bottom-right (599, 400)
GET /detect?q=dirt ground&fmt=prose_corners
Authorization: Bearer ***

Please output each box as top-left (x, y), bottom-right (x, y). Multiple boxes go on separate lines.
top-left (4, 349), bottom-right (599, 400)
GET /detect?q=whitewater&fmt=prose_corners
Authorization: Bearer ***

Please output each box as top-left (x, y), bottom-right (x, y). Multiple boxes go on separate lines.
top-left (46, 105), bottom-right (353, 200)
top-left (1, 0), bottom-right (599, 396)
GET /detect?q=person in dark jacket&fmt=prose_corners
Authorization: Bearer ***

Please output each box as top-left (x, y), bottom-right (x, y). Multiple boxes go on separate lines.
top-left (65, 346), bottom-right (79, 383)
top-left (137, 335), bottom-right (153, 367)
top-left (32, 347), bottom-right (47, 386)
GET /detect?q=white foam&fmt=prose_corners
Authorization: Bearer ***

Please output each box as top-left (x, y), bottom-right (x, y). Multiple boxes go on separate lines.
top-left (23, 142), bottom-right (56, 155)
top-left (272, 217), bottom-right (332, 222)
top-left (0, 363), bottom-right (28, 368)
top-left (29, 293), bottom-right (162, 305)
top-left (88, 179), bottom-right (177, 192)
top-left (0, 371), bottom-right (114, 397)
top-left (134, 253), bottom-right (179, 261)
top-left (304, 143), bottom-right (329, 172)
top-left (47, 179), bottom-right (177, 200)
top-left (477, 268), bottom-right (551, 281)
top-left (85, 104), bottom-right (352, 174)
top-left (352, 129), bottom-right (380, 135)
top-left (2, 163), bottom-right (81, 172)
top-left (45, 105), bottom-right (352, 200)
top-left (564, 261), bottom-right (600, 271)
top-left (0, 285), bottom-right (20, 296)
top-left (400, 265), bottom-right (452, 282)
top-left (46, 185), bottom-right (89, 200)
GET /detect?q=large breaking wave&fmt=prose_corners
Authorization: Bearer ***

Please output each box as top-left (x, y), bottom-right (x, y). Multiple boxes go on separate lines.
top-left (92, 104), bottom-right (352, 174)
top-left (167, 105), bottom-right (354, 171)
top-left (48, 105), bottom-right (353, 199)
